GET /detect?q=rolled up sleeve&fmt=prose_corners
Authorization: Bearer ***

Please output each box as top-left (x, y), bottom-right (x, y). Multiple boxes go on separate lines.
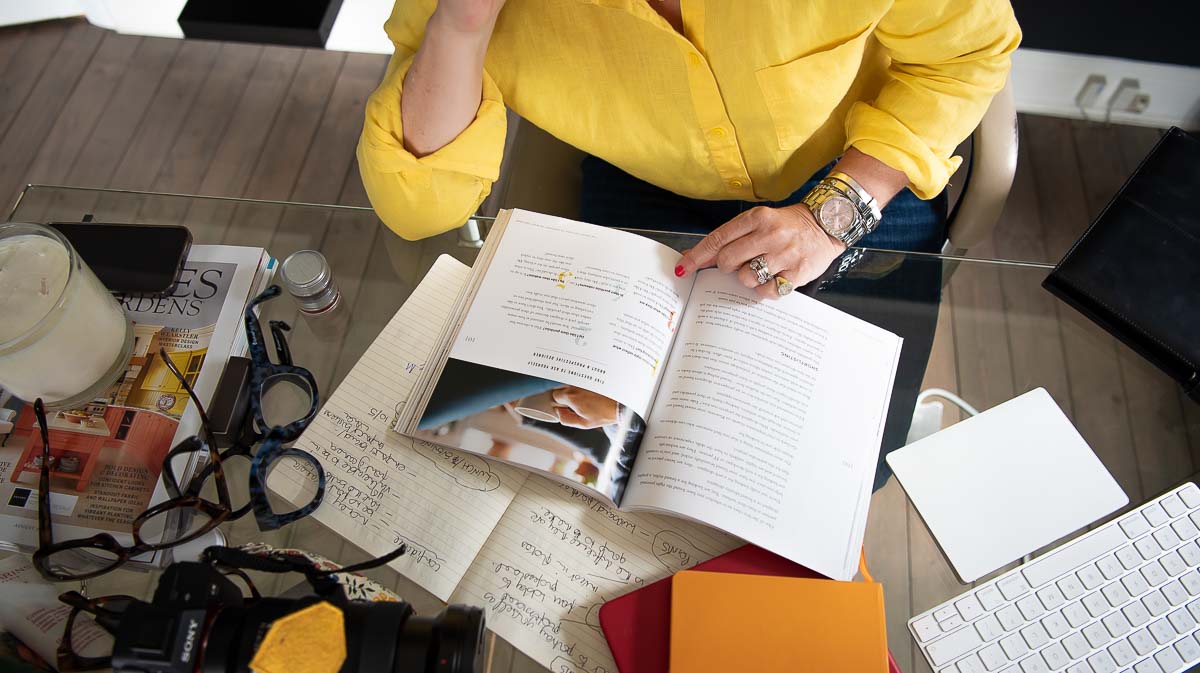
top-left (357, 6), bottom-right (508, 240)
top-left (845, 0), bottom-right (1021, 199)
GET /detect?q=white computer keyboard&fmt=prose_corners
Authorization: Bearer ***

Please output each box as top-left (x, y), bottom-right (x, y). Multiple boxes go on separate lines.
top-left (911, 483), bottom-right (1200, 673)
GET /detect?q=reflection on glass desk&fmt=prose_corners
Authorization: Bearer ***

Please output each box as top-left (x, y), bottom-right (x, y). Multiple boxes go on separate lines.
top-left (8, 184), bottom-right (1197, 672)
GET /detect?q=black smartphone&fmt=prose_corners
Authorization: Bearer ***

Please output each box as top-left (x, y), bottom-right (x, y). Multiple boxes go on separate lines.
top-left (48, 222), bottom-right (192, 295)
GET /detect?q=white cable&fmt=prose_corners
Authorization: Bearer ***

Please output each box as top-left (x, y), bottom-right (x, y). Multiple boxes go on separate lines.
top-left (915, 388), bottom-right (981, 417)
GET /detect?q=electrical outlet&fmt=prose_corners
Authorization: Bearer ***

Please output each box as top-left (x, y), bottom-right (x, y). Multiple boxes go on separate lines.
top-left (1075, 74), bottom-right (1107, 109)
top-left (1109, 77), bottom-right (1149, 114)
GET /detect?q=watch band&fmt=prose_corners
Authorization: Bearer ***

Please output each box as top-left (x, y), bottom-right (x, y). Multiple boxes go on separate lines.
top-left (801, 171), bottom-right (882, 246)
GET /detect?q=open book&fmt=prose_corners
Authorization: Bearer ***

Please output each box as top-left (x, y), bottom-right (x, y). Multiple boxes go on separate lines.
top-left (395, 209), bottom-right (902, 580)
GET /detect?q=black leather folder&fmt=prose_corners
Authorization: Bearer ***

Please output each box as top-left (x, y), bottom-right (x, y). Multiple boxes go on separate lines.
top-left (1043, 127), bottom-right (1199, 402)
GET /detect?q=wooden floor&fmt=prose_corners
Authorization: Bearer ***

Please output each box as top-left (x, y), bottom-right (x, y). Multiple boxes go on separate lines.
top-left (2, 18), bottom-right (1197, 673)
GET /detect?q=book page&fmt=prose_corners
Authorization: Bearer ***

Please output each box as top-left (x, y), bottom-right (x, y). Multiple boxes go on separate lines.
top-left (268, 256), bottom-right (529, 600)
top-left (622, 270), bottom-right (902, 580)
top-left (409, 211), bottom-right (693, 506)
top-left (449, 476), bottom-right (739, 673)
top-left (445, 210), bottom-right (693, 420)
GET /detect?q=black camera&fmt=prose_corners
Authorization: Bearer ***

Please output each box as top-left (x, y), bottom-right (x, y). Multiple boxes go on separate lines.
top-left (108, 561), bottom-right (486, 673)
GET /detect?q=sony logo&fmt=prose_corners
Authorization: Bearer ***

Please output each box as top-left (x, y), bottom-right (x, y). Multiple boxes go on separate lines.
top-left (180, 618), bottom-right (200, 663)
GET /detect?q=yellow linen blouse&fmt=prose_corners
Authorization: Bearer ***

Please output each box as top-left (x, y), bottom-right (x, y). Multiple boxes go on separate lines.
top-left (359, 0), bottom-right (1021, 240)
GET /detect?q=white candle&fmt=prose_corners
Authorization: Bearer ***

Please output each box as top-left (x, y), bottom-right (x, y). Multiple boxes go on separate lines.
top-left (0, 225), bottom-right (131, 406)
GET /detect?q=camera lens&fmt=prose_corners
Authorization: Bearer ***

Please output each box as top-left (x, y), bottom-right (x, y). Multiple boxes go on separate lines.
top-left (195, 599), bottom-right (485, 673)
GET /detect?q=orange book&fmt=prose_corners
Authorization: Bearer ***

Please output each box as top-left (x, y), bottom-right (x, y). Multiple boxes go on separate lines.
top-left (669, 570), bottom-right (888, 673)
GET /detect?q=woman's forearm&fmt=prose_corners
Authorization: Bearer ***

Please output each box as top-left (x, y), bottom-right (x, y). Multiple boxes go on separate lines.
top-left (832, 147), bottom-right (910, 208)
top-left (400, 11), bottom-right (498, 157)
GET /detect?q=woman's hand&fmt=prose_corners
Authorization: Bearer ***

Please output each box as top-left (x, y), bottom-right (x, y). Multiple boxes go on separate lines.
top-left (675, 204), bottom-right (846, 299)
top-left (430, 0), bottom-right (508, 35)
top-left (551, 386), bottom-right (620, 429)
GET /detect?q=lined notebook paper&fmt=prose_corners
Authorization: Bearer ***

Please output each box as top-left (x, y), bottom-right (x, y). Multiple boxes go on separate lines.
top-left (269, 255), bottom-right (738, 670)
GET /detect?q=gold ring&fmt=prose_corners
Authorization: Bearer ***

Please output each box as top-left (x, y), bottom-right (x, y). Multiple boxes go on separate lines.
top-left (775, 276), bottom-right (794, 296)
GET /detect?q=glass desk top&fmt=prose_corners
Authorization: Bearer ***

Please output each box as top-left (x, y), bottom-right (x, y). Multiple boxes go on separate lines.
top-left (7, 184), bottom-right (1197, 673)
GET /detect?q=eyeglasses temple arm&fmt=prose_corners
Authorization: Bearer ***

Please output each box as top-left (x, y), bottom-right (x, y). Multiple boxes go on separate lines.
top-left (33, 399), bottom-right (54, 549)
top-left (269, 320), bottom-right (294, 366)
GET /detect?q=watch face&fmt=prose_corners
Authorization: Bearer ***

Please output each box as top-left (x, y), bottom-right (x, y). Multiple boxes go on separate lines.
top-left (819, 196), bottom-right (856, 235)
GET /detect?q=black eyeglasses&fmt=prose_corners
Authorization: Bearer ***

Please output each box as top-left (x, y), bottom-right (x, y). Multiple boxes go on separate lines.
top-left (32, 286), bottom-right (326, 581)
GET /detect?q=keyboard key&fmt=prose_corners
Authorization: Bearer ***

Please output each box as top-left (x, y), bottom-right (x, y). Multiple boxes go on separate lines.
top-left (1182, 570), bottom-right (1200, 595)
top-left (927, 626), bottom-right (985, 666)
top-left (1018, 595), bottom-right (1046, 620)
top-left (1161, 552), bottom-right (1188, 577)
top-left (1019, 655), bottom-right (1049, 673)
top-left (1179, 484), bottom-right (1200, 508)
top-left (1145, 590), bottom-right (1171, 616)
top-left (1163, 580), bottom-right (1189, 606)
top-left (979, 643), bottom-right (1009, 671)
top-left (1068, 664), bottom-right (1093, 673)
top-left (1154, 647), bottom-right (1183, 672)
top-left (1168, 608), bottom-right (1196, 633)
top-left (1064, 601), bottom-right (1092, 628)
top-left (958, 653), bottom-right (987, 673)
top-left (1080, 565), bottom-right (1106, 590)
top-left (1192, 510), bottom-right (1200, 530)
top-left (1042, 611), bottom-right (1070, 639)
top-left (914, 615), bottom-right (942, 642)
top-left (1109, 639), bottom-right (1138, 666)
top-left (1137, 537), bottom-right (1163, 561)
top-left (977, 615), bottom-right (1005, 641)
top-left (1084, 621), bottom-right (1113, 648)
top-left (1117, 545), bottom-right (1143, 570)
top-left (1063, 632), bottom-right (1091, 659)
top-left (1099, 554), bottom-right (1125, 580)
top-left (1143, 563), bottom-right (1170, 586)
top-left (1124, 571), bottom-right (1151, 597)
top-left (1145, 503), bottom-right (1169, 527)
top-left (1189, 599), bottom-right (1200, 621)
top-left (1037, 585), bottom-right (1066, 611)
top-left (1086, 591), bottom-right (1113, 617)
top-left (1040, 642), bottom-right (1070, 670)
top-left (978, 586), bottom-right (1005, 610)
top-left (1022, 526), bottom-right (1128, 589)
top-left (1133, 658), bottom-right (1163, 673)
top-left (999, 605), bottom-right (1026, 631)
top-left (936, 606), bottom-right (959, 622)
top-left (1087, 651), bottom-right (1118, 673)
top-left (1058, 576), bottom-right (1086, 602)
top-left (1154, 528), bottom-right (1181, 551)
top-left (1180, 542), bottom-right (1200, 567)
top-left (1001, 633), bottom-right (1030, 660)
top-left (1021, 623), bottom-right (1050, 650)
top-left (1150, 618), bottom-right (1176, 644)
top-left (1124, 600), bottom-right (1153, 627)
top-left (1130, 628), bottom-right (1158, 655)
top-left (1104, 611), bottom-right (1133, 637)
top-left (943, 614), bottom-right (967, 631)
top-left (1105, 582), bottom-right (1133, 606)
top-left (1001, 575), bottom-right (1033, 600)
top-left (1122, 513), bottom-right (1153, 538)
top-left (1175, 635), bottom-right (1200, 663)
top-left (1162, 494), bottom-right (1186, 518)
top-left (958, 595), bottom-right (986, 621)
top-left (1172, 518), bottom-right (1199, 541)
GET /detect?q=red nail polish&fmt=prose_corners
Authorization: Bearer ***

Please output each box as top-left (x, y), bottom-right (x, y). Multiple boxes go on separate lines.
top-left (674, 265), bottom-right (685, 277)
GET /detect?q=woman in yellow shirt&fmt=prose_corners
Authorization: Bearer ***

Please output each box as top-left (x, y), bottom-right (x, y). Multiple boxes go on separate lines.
top-left (359, 0), bottom-right (1020, 296)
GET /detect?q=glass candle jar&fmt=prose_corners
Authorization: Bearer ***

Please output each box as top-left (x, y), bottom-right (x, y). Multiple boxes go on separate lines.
top-left (0, 223), bottom-right (133, 407)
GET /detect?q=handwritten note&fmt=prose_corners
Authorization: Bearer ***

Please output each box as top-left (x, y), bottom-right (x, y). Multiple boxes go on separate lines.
top-left (268, 256), bottom-right (528, 600)
top-left (450, 477), bottom-right (738, 673)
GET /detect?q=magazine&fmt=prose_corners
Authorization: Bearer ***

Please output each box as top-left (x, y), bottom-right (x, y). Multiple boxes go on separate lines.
top-left (0, 245), bottom-right (272, 559)
top-left (395, 209), bottom-right (902, 580)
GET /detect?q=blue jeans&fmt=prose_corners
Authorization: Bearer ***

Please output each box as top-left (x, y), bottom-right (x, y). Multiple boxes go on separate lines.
top-left (579, 156), bottom-right (947, 492)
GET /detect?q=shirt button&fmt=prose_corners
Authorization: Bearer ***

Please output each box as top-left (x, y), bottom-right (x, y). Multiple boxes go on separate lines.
top-left (729, 179), bottom-right (744, 188)
top-left (708, 127), bottom-right (726, 138)
top-left (687, 52), bottom-right (702, 66)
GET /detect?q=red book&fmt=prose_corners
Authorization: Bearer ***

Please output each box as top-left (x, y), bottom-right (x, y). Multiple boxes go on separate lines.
top-left (598, 544), bottom-right (901, 673)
